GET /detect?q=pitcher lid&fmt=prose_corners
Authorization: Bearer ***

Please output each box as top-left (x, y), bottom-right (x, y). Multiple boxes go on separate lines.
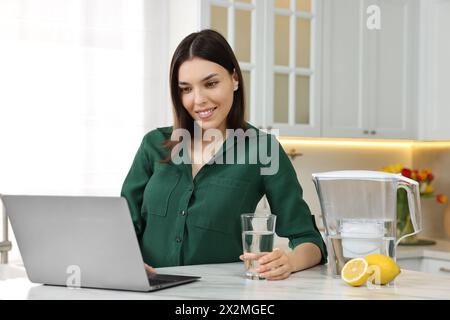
top-left (312, 170), bottom-right (401, 180)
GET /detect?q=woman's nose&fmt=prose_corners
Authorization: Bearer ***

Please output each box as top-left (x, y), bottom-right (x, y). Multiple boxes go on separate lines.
top-left (193, 87), bottom-right (207, 105)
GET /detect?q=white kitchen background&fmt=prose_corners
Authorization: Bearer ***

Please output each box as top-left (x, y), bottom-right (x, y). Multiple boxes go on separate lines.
top-left (0, 0), bottom-right (174, 262)
top-left (1, 0), bottom-right (450, 264)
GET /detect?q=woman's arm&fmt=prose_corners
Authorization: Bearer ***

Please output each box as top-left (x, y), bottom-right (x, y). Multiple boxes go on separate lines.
top-left (287, 242), bottom-right (322, 271)
top-left (240, 133), bottom-right (327, 280)
top-left (263, 243), bottom-right (322, 280)
top-left (121, 136), bottom-right (153, 240)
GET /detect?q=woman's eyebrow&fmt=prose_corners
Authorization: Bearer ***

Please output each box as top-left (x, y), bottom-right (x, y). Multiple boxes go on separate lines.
top-left (178, 73), bottom-right (219, 85)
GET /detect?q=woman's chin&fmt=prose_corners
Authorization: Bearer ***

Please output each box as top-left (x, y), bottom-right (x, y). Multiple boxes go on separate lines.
top-left (195, 120), bottom-right (220, 132)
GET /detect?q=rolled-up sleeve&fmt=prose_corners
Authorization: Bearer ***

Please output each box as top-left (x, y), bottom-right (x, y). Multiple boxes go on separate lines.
top-left (262, 137), bottom-right (327, 265)
top-left (120, 137), bottom-right (153, 240)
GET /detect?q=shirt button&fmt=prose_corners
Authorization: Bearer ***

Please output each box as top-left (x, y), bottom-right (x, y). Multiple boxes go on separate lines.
top-left (176, 237), bottom-right (182, 243)
top-left (180, 210), bottom-right (186, 216)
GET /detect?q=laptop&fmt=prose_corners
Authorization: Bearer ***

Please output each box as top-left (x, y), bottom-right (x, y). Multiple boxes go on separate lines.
top-left (1, 195), bottom-right (200, 292)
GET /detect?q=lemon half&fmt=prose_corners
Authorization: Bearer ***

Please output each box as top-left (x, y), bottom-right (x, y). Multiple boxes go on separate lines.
top-left (341, 258), bottom-right (370, 287)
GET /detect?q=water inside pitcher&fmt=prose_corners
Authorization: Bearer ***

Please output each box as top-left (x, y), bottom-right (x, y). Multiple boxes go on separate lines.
top-left (312, 170), bottom-right (422, 276)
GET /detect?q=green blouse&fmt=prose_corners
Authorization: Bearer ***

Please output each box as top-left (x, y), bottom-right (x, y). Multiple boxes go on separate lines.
top-left (121, 123), bottom-right (327, 267)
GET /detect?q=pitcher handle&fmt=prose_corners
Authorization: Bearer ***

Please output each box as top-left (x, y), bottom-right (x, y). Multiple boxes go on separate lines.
top-left (395, 175), bottom-right (423, 247)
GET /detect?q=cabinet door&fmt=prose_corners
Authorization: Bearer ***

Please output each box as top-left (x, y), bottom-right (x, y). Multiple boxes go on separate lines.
top-left (422, 258), bottom-right (450, 276)
top-left (322, 0), bottom-right (370, 138)
top-left (202, 0), bottom-right (263, 127)
top-left (367, 0), bottom-right (418, 139)
top-left (397, 258), bottom-right (423, 271)
top-left (398, 257), bottom-right (450, 276)
top-left (267, 0), bottom-right (322, 137)
top-left (418, 0), bottom-right (450, 140)
top-left (322, 0), bottom-right (418, 139)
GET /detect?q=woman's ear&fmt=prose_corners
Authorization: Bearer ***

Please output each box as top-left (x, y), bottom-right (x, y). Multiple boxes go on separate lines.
top-left (232, 69), bottom-right (239, 91)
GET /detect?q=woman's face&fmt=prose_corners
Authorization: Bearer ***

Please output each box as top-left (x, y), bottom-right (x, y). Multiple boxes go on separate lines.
top-left (178, 57), bottom-right (238, 135)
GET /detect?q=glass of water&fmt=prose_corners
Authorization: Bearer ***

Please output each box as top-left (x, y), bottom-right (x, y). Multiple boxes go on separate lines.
top-left (241, 213), bottom-right (277, 280)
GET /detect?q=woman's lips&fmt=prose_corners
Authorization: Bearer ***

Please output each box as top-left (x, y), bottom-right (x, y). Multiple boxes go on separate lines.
top-left (196, 106), bottom-right (217, 120)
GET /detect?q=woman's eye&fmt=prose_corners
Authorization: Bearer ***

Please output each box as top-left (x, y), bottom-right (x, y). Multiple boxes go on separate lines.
top-left (180, 87), bottom-right (191, 94)
top-left (206, 81), bottom-right (218, 88)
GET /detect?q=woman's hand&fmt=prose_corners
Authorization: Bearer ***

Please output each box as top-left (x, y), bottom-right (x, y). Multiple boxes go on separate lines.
top-left (239, 248), bottom-right (295, 280)
top-left (144, 263), bottom-right (157, 275)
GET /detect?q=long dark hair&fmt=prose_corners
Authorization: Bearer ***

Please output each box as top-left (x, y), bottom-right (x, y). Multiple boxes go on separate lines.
top-left (161, 29), bottom-right (247, 163)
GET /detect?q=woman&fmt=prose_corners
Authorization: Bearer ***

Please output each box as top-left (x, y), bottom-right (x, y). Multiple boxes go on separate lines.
top-left (121, 29), bottom-right (327, 280)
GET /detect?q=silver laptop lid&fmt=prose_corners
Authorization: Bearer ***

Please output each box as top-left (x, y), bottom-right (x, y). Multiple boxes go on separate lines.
top-left (2, 195), bottom-right (151, 291)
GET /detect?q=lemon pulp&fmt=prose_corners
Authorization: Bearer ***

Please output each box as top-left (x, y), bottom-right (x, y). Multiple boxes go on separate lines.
top-left (341, 258), bottom-right (370, 287)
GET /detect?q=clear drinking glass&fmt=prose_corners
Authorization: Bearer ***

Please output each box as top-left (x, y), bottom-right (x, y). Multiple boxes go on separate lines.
top-left (241, 213), bottom-right (277, 280)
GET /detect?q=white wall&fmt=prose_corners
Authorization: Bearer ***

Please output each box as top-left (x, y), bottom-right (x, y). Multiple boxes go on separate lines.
top-left (281, 140), bottom-right (413, 228)
top-left (261, 139), bottom-right (414, 250)
top-left (413, 145), bottom-right (450, 239)
top-left (278, 140), bottom-right (450, 241)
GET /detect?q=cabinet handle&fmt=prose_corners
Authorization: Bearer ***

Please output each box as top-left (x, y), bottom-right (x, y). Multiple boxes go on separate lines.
top-left (363, 130), bottom-right (369, 134)
top-left (439, 267), bottom-right (450, 273)
top-left (370, 130), bottom-right (376, 135)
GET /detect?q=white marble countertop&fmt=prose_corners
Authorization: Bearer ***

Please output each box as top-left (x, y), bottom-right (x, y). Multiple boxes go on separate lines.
top-left (1, 262), bottom-right (450, 300)
top-left (397, 238), bottom-right (450, 260)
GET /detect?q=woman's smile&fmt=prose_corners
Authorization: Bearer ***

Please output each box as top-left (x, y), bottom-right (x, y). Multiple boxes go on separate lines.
top-left (195, 106), bottom-right (218, 120)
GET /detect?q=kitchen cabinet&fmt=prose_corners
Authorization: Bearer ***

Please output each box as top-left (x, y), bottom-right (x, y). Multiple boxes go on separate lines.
top-left (201, 0), bottom-right (265, 129)
top-left (422, 258), bottom-right (450, 275)
top-left (265, 0), bottom-right (322, 137)
top-left (398, 257), bottom-right (450, 276)
top-left (203, 0), bottom-right (422, 139)
top-left (321, 0), bottom-right (419, 139)
top-left (417, 0), bottom-right (450, 140)
top-left (171, 0), bottom-right (450, 140)
top-left (397, 239), bottom-right (450, 276)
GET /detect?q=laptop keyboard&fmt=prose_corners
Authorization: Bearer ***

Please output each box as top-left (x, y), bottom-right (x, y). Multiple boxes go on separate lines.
top-left (148, 278), bottom-right (172, 286)
top-left (147, 274), bottom-right (179, 287)
top-left (147, 273), bottom-right (199, 288)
